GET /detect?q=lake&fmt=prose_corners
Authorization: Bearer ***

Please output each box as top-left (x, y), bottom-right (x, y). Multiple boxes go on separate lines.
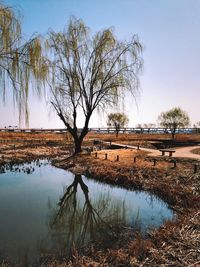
top-left (0, 160), bottom-right (173, 264)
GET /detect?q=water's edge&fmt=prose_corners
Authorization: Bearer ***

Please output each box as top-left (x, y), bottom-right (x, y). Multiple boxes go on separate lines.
top-left (0, 159), bottom-right (174, 264)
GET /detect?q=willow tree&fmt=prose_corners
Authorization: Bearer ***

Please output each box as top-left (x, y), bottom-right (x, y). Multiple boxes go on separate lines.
top-left (158, 107), bottom-right (190, 139)
top-left (0, 3), bottom-right (48, 123)
top-left (47, 18), bottom-right (143, 153)
top-left (107, 112), bottom-right (129, 137)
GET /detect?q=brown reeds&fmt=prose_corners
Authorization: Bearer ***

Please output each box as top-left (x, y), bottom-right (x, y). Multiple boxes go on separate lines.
top-left (46, 149), bottom-right (200, 266)
top-left (0, 134), bottom-right (200, 266)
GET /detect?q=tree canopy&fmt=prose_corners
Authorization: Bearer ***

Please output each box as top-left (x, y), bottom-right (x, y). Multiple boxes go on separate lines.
top-left (47, 18), bottom-right (143, 153)
top-left (158, 107), bottom-right (190, 139)
top-left (107, 112), bottom-right (129, 137)
top-left (0, 2), bottom-right (48, 123)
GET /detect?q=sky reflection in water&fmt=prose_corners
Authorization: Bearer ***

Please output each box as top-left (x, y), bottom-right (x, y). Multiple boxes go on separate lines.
top-left (0, 160), bottom-right (173, 264)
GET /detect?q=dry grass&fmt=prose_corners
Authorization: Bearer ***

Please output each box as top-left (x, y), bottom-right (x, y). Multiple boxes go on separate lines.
top-left (0, 131), bottom-right (200, 143)
top-left (0, 141), bottom-right (70, 165)
top-left (51, 148), bottom-right (200, 266)
top-left (0, 131), bottom-right (65, 141)
top-left (191, 148), bottom-right (200, 155)
top-left (43, 211), bottom-right (199, 267)
top-left (60, 150), bottom-right (200, 210)
top-left (0, 132), bottom-right (200, 266)
top-left (86, 132), bottom-right (200, 143)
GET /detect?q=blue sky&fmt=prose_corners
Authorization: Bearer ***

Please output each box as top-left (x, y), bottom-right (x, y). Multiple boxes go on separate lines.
top-left (1, 0), bottom-right (200, 128)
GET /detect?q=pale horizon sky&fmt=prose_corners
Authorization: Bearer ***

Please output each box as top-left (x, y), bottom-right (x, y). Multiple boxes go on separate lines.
top-left (0, 0), bottom-right (200, 128)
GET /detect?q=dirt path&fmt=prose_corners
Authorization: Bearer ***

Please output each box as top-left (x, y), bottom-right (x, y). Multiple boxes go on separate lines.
top-left (171, 145), bottom-right (200, 159)
top-left (144, 146), bottom-right (200, 160)
top-left (141, 145), bottom-right (200, 159)
top-left (106, 141), bottom-right (200, 160)
top-left (145, 145), bottom-right (200, 159)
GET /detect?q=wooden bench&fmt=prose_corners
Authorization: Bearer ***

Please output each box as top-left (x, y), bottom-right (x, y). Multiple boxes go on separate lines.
top-left (160, 149), bottom-right (176, 157)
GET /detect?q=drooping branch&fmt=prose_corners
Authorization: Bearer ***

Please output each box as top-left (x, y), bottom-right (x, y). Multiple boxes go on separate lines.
top-left (47, 17), bottom-right (143, 153)
top-left (0, 3), bottom-right (49, 123)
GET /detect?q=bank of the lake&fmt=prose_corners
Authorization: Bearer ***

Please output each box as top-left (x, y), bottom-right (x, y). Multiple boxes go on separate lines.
top-left (0, 145), bottom-right (199, 267)
top-left (52, 150), bottom-right (200, 267)
top-left (0, 159), bottom-right (174, 265)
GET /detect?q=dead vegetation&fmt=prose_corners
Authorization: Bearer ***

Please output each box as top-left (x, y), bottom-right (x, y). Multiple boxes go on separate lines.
top-left (0, 132), bottom-right (200, 266)
top-left (191, 148), bottom-right (200, 155)
top-left (0, 141), bottom-right (70, 166)
top-left (44, 211), bottom-right (199, 267)
top-left (51, 148), bottom-right (200, 267)
top-left (1, 131), bottom-right (200, 143)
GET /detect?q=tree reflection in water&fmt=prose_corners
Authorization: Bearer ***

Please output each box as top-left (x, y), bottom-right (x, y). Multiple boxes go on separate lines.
top-left (39, 174), bottom-right (128, 258)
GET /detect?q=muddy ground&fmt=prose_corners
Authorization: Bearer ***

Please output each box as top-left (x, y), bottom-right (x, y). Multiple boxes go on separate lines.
top-left (0, 132), bottom-right (199, 267)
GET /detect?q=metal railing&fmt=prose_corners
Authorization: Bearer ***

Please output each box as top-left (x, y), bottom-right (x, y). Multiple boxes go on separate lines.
top-left (0, 127), bottom-right (199, 134)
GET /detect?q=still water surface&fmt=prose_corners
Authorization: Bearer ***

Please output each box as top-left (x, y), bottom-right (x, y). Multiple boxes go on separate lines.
top-left (0, 160), bottom-right (173, 264)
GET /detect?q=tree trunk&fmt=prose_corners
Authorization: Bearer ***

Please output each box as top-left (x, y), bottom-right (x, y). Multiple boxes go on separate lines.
top-left (116, 130), bottom-right (119, 137)
top-left (171, 128), bottom-right (176, 140)
top-left (73, 113), bottom-right (91, 154)
top-left (60, 112), bottom-right (91, 155)
top-left (74, 137), bottom-right (83, 154)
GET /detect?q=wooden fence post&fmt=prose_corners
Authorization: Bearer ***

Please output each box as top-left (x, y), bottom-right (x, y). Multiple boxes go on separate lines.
top-left (172, 160), bottom-right (177, 168)
top-left (105, 153), bottom-right (108, 160)
top-left (194, 164), bottom-right (198, 173)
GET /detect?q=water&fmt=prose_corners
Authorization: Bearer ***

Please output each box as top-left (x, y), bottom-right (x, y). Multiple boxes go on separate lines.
top-left (0, 160), bottom-right (173, 264)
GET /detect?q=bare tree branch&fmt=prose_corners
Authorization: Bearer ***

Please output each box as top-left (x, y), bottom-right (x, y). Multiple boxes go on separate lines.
top-left (47, 18), bottom-right (143, 153)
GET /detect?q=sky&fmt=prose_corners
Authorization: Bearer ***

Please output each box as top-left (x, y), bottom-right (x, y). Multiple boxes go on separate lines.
top-left (0, 0), bottom-right (200, 128)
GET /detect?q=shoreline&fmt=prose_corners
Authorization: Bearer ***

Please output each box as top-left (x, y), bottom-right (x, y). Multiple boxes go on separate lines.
top-left (0, 143), bottom-right (199, 266)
